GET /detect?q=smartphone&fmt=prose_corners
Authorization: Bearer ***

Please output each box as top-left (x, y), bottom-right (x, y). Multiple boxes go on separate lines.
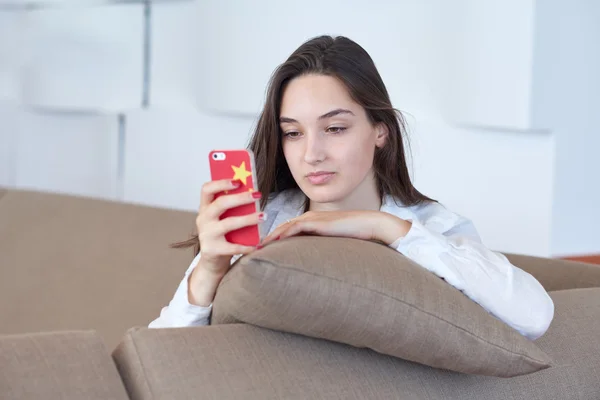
top-left (208, 149), bottom-right (261, 247)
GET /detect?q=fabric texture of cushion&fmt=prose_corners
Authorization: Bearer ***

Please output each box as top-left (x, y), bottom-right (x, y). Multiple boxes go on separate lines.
top-left (0, 189), bottom-right (196, 350)
top-left (0, 330), bottom-right (130, 400)
top-left (114, 287), bottom-right (600, 400)
top-left (212, 236), bottom-right (551, 377)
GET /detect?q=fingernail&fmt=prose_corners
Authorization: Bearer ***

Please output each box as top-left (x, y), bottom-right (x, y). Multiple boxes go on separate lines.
top-left (275, 235), bottom-right (281, 241)
top-left (251, 192), bottom-right (262, 199)
top-left (231, 179), bottom-right (242, 187)
top-left (258, 212), bottom-right (266, 221)
top-left (256, 244), bottom-right (264, 250)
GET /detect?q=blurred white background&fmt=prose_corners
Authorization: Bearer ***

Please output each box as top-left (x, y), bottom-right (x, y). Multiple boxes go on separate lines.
top-left (0, 0), bottom-right (598, 258)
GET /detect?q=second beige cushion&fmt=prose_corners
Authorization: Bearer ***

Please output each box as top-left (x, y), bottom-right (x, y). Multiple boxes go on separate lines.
top-left (212, 236), bottom-right (551, 377)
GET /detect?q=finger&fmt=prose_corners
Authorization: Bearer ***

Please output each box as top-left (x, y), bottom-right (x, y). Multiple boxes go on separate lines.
top-left (260, 233), bottom-right (278, 246)
top-left (207, 190), bottom-right (262, 220)
top-left (227, 244), bottom-right (258, 255)
top-left (285, 218), bottom-right (330, 240)
top-left (201, 244), bottom-right (256, 261)
top-left (261, 224), bottom-right (288, 245)
top-left (217, 212), bottom-right (266, 235)
top-left (199, 179), bottom-right (243, 212)
top-left (278, 221), bottom-right (317, 240)
top-left (262, 219), bottom-right (302, 245)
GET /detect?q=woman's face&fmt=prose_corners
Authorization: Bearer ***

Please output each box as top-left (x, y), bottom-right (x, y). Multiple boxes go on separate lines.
top-left (279, 74), bottom-right (387, 205)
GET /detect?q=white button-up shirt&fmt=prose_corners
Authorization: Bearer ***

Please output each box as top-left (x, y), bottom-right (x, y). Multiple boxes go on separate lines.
top-left (149, 189), bottom-right (554, 340)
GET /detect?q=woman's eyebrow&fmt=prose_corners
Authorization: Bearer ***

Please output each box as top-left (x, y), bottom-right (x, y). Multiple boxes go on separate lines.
top-left (318, 108), bottom-right (355, 120)
top-left (279, 108), bottom-right (355, 124)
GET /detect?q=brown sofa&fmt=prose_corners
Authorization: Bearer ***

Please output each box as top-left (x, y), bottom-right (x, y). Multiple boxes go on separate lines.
top-left (2, 187), bottom-right (600, 400)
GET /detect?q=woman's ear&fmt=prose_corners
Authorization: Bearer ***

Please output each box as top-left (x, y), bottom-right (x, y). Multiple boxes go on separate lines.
top-left (374, 123), bottom-right (389, 148)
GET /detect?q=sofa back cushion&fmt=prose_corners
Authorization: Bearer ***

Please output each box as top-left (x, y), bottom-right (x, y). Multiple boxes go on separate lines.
top-left (212, 236), bottom-right (551, 377)
top-left (0, 189), bottom-right (196, 350)
top-left (0, 330), bottom-right (129, 400)
top-left (114, 288), bottom-right (600, 400)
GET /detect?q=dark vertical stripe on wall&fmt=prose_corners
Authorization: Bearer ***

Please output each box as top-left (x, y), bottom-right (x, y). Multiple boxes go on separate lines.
top-left (142, 0), bottom-right (152, 108)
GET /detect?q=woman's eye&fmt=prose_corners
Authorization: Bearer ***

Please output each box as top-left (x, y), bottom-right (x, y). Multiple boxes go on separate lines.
top-left (326, 126), bottom-right (347, 134)
top-left (283, 131), bottom-right (301, 138)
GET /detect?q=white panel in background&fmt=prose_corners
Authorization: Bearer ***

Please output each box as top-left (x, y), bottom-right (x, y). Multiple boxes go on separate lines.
top-left (194, 0), bottom-right (448, 118)
top-left (439, 0), bottom-right (537, 130)
top-left (123, 109), bottom-right (256, 211)
top-left (0, 1), bottom-right (102, 5)
top-left (0, 106), bottom-right (20, 187)
top-left (407, 116), bottom-right (555, 257)
top-left (0, 10), bottom-right (25, 105)
top-left (14, 111), bottom-right (119, 200)
top-left (194, 0), bottom-right (537, 130)
top-left (0, 1), bottom-right (97, 6)
top-left (20, 4), bottom-right (144, 112)
top-left (533, 0), bottom-right (600, 257)
top-left (150, 0), bottom-right (197, 110)
top-left (0, 0), bottom-right (184, 5)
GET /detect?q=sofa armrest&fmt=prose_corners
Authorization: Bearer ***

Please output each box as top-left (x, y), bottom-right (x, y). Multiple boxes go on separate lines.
top-left (0, 330), bottom-right (129, 400)
top-left (504, 253), bottom-right (600, 292)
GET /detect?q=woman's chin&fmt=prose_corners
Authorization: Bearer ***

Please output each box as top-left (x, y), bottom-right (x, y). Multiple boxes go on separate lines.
top-left (301, 185), bottom-right (348, 204)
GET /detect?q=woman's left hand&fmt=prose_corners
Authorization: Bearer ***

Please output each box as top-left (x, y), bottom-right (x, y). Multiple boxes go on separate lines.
top-left (260, 211), bottom-right (412, 247)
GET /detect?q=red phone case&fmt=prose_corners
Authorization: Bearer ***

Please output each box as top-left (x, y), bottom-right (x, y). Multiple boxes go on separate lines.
top-left (208, 149), bottom-right (261, 247)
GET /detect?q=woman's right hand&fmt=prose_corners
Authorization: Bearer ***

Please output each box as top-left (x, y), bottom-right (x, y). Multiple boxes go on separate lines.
top-left (187, 179), bottom-right (264, 307)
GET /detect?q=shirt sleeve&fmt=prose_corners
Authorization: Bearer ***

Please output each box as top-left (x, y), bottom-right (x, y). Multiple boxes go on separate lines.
top-left (148, 253), bottom-right (213, 328)
top-left (389, 205), bottom-right (554, 340)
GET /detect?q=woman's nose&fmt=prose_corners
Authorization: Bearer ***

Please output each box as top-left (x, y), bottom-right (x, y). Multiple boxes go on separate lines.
top-left (303, 132), bottom-right (326, 164)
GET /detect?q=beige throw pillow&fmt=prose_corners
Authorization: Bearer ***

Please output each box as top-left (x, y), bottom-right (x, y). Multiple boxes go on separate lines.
top-left (212, 236), bottom-right (552, 377)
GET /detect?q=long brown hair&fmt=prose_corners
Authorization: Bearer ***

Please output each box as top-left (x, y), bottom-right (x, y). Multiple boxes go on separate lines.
top-left (173, 35), bottom-right (434, 254)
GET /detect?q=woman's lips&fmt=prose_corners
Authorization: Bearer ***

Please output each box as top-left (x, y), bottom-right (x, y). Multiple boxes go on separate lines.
top-left (306, 172), bottom-right (336, 185)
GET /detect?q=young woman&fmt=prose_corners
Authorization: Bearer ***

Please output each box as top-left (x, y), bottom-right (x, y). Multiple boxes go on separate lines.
top-left (149, 35), bottom-right (554, 340)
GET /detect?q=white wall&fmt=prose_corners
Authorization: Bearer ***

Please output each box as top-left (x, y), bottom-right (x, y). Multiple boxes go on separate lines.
top-left (20, 5), bottom-right (144, 112)
top-left (13, 111), bottom-right (119, 200)
top-left (409, 116), bottom-right (555, 257)
top-left (123, 109), bottom-right (256, 211)
top-left (532, 0), bottom-right (600, 256)
top-left (0, 106), bottom-right (18, 187)
top-left (0, 10), bottom-right (21, 187)
top-left (0, 10), bottom-right (24, 105)
top-left (193, 0), bottom-right (538, 130)
top-left (1, 0), bottom-right (597, 257)
top-left (437, 0), bottom-right (538, 130)
top-left (151, 1), bottom-right (198, 111)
